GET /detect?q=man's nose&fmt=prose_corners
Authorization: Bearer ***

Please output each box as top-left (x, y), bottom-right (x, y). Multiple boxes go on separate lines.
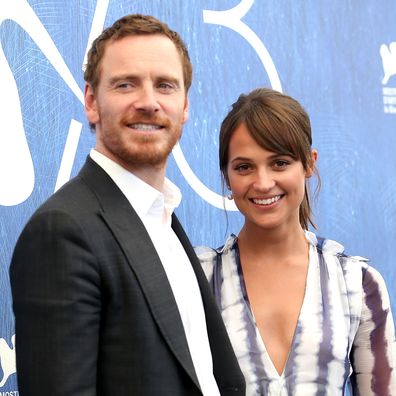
top-left (133, 86), bottom-right (160, 113)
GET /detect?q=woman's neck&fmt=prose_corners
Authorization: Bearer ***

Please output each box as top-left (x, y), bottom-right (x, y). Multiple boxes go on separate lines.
top-left (237, 222), bottom-right (309, 264)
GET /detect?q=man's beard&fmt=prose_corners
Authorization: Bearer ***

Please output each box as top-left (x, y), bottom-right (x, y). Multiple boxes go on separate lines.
top-left (100, 113), bottom-right (182, 168)
top-left (116, 130), bottom-right (179, 167)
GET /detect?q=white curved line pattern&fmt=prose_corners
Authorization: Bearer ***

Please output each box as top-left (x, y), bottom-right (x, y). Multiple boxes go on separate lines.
top-left (82, 0), bottom-right (109, 71)
top-left (173, 0), bottom-right (281, 211)
top-left (0, 1), bottom-right (36, 205)
top-left (0, 0), bottom-right (110, 206)
top-left (203, 0), bottom-right (282, 92)
top-left (54, 120), bottom-right (83, 192)
top-left (0, 0), bottom-right (85, 205)
top-left (172, 144), bottom-right (238, 211)
top-left (0, 0), bottom-right (279, 211)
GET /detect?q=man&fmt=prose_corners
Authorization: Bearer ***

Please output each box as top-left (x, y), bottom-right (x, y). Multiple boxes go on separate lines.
top-left (10, 14), bottom-right (245, 396)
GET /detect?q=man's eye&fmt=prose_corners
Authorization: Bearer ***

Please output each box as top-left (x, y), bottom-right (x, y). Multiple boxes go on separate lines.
top-left (158, 82), bottom-right (176, 92)
top-left (117, 82), bottom-right (132, 89)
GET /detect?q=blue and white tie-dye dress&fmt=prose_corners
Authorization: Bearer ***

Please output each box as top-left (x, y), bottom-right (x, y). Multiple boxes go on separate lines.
top-left (196, 231), bottom-right (396, 395)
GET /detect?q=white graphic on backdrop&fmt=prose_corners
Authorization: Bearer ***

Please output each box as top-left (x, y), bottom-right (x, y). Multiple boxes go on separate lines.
top-left (82, 0), bottom-right (110, 71)
top-left (380, 42), bottom-right (396, 114)
top-left (173, 0), bottom-right (282, 210)
top-left (380, 42), bottom-right (396, 85)
top-left (0, 0), bottom-right (280, 210)
top-left (0, 335), bottom-right (16, 388)
top-left (0, 0), bottom-right (104, 206)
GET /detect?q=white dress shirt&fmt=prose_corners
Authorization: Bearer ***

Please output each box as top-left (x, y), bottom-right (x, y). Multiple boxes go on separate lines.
top-left (90, 149), bottom-right (220, 396)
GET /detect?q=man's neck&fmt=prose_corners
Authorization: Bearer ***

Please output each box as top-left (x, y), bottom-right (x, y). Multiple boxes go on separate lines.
top-left (94, 148), bottom-right (167, 192)
top-left (127, 165), bottom-right (166, 192)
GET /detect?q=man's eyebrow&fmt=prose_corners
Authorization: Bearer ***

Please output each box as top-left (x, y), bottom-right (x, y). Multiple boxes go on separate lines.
top-left (107, 74), bottom-right (182, 87)
top-left (108, 74), bottom-right (138, 85)
top-left (156, 75), bottom-right (182, 87)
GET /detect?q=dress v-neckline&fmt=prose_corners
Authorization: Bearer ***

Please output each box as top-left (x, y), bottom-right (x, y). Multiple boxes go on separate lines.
top-left (234, 241), bottom-right (313, 379)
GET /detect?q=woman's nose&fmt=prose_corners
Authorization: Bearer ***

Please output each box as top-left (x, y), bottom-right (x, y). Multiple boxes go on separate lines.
top-left (252, 168), bottom-right (276, 191)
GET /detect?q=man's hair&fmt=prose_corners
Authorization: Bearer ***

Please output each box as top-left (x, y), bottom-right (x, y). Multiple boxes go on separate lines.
top-left (219, 87), bottom-right (319, 230)
top-left (84, 14), bottom-right (192, 92)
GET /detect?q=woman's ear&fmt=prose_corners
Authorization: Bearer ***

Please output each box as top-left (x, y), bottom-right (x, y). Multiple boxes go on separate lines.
top-left (306, 149), bottom-right (318, 178)
top-left (223, 172), bottom-right (230, 191)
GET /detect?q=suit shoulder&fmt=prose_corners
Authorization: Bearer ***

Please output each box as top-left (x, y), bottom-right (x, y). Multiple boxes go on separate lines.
top-left (34, 174), bottom-right (97, 216)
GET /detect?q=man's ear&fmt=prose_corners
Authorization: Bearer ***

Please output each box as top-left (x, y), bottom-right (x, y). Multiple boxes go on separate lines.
top-left (84, 83), bottom-right (99, 125)
top-left (182, 95), bottom-right (189, 124)
top-left (306, 149), bottom-right (318, 178)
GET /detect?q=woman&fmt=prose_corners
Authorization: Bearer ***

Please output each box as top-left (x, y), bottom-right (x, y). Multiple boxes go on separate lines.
top-left (197, 88), bottom-right (396, 395)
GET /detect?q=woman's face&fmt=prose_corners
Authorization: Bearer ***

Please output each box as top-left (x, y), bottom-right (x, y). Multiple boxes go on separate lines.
top-left (226, 123), bottom-right (315, 232)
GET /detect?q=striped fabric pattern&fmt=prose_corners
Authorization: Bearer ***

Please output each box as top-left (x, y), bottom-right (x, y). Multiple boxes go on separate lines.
top-left (196, 232), bottom-right (396, 395)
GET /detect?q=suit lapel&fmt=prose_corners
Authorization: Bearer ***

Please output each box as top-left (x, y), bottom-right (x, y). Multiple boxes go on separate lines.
top-left (78, 158), bottom-right (200, 389)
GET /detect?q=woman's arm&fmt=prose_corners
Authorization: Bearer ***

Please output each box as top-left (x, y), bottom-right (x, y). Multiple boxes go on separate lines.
top-left (350, 265), bottom-right (396, 395)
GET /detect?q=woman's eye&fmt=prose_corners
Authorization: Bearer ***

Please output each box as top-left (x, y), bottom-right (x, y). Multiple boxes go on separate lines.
top-left (273, 160), bottom-right (289, 169)
top-left (234, 164), bottom-right (251, 172)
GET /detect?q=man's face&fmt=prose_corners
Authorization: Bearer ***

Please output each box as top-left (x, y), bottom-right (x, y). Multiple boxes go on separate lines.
top-left (85, 34), bottom-right (189, 173)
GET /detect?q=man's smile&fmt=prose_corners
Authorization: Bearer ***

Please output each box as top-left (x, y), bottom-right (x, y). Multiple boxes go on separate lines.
top-left (127, 123), bottom-right (163, 131)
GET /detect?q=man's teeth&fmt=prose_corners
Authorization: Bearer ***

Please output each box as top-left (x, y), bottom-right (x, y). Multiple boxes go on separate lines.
top-left (129, 124), bottom-right (161, 131)
top-left (252, 195), bottom-right (282, 205)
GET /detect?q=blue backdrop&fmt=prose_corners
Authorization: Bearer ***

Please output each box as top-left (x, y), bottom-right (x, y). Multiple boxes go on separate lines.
top-left (0, 1), bottom-right (395, 393)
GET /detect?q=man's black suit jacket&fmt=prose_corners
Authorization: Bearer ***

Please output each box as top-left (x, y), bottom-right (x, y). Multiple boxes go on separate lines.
top-left (10, 158), bottom-right (245, 396)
